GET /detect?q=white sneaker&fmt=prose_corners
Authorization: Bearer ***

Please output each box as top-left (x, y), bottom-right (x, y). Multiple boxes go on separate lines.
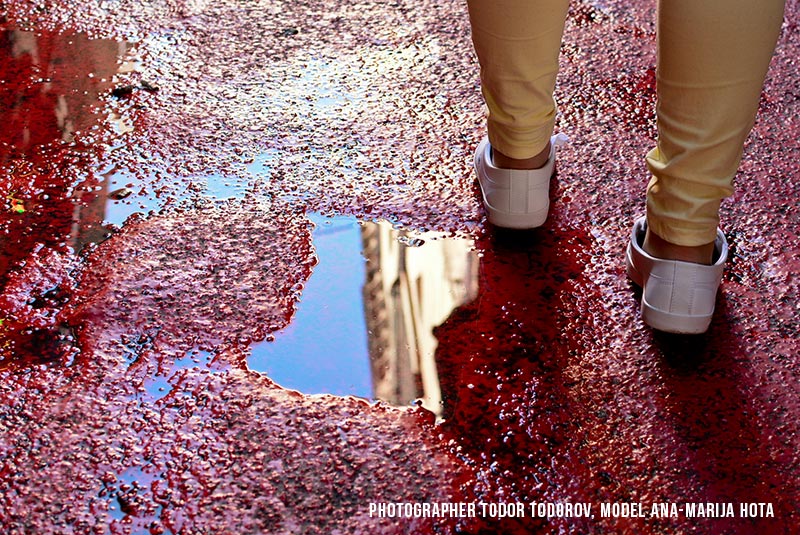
top-left (474, 133), bottom-right (569, 229)
top-left (626, 217), bottom-right (728, 334)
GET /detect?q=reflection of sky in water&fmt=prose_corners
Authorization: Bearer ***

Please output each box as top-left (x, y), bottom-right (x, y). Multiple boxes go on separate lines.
top-left (248, 214), bottom-right (372, 398)
top-left (102, 166), bottom-right (245, 227)
top-left (100, 156), bottom-right (374, 398)
top-left (142, 350), bottom-right (215, 401)
top-left (99, 150), bottom-right (476, 408)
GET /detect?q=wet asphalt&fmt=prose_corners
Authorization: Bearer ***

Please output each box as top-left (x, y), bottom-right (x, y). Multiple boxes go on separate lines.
top-left (0, 0), bottom-right (798, 534)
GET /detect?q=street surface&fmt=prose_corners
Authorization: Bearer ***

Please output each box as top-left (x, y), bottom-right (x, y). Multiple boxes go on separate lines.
top-left (0, 0), bottom-right (798, 533)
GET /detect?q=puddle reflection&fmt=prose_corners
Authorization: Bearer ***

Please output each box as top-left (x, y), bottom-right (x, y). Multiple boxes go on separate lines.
top-left (362, 219), bottom-right (478, 416)
top-left (249, 215), bottom-right (478, 416)
top-left (0, 27), bottom-right (473, 419)
top-left (248, 215), bottom-right (373, 399)
top-left (0, 30), bottom-right (128, 152)
top-left (0, 29), bottom-right (131, 264)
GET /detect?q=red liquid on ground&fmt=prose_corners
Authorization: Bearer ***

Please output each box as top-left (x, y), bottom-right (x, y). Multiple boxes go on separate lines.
top-left (1, 1), bottom-right (798, 533)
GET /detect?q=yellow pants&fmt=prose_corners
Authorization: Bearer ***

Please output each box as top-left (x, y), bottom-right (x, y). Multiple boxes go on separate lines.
top-left (467, 0), bottom-right (785, 245)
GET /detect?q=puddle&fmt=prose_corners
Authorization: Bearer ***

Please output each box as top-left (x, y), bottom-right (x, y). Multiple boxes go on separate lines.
top-left (0, 27), bottom-right (246, 257)
top-left (248, 214), bottom-right (372, 398)
top-left (0, 28), bottom-right (139, 265)
top-left (100, 165), bottom-right (248, 227)
top-left (101, 465), bottom-right (166, 532)
top-left (0, 26), bottom-right (474, 421)
top-left (249, 214), bottom-right (478, 416)
top-left (1, 4), bottom-right (798, 534)
top-left (141, 349), bottom-right (216, 401)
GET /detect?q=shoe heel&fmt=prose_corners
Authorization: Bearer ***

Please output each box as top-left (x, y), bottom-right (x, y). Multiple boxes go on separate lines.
top-left (485, 203), bottom-right (549, 229)
top-left (640, 298), bottom-right (713, 335)
top-left (626, 217), bottom-right (724, 335)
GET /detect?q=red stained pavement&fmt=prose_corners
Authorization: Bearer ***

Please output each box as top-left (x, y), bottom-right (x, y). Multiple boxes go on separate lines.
top-left (0, 0), bottom-right (798, 534)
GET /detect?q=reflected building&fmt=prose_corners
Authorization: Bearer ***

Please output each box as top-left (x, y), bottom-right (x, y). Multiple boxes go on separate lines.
top-left (0, 29), bottom-right (132, 269)
top-left (361, 222), bottom-right (478, 416)
top-left (1, 29), bottom-right (133, 360)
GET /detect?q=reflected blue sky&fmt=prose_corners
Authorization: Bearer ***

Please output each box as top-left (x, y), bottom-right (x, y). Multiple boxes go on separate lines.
top-left (102, 168), bottom-right (374, 398)
top-left (248, 214), bottom-right (372, 398)
top-left (102, 167), bottom-right (246, 227)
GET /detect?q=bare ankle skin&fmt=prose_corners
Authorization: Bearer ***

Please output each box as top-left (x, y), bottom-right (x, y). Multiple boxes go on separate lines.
top-left (491, 142), bottom-right (551, 170)
top-left (643, 227), bottom-right (715, 266)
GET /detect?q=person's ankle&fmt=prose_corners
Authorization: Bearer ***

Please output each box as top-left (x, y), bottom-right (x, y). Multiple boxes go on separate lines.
top-left (491, 142), bottom-right (551, 170)
top-left (643, 227), bottom-right (715, 266)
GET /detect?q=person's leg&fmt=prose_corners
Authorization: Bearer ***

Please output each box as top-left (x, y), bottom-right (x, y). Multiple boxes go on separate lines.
top-left (467, 0), bottom-right (570, 169)
top-left (644, 0), bottom-right (785, 263)
top-left (629, 0), bottom-right (784, 333)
